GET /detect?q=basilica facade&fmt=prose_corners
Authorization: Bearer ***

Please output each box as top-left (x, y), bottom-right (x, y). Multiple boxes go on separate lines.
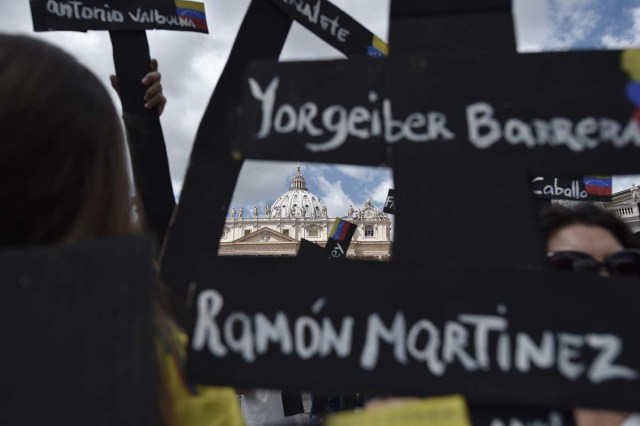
top-left (602, 184), bottom-right (640, 233)
top-left (218, 166), bottom-right (392, 260)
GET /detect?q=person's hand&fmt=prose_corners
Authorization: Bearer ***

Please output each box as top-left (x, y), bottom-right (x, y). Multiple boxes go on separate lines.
top-left (574, 408), bottom-right (632, 426)
top-left (110, 58), bottom-right (167, 116)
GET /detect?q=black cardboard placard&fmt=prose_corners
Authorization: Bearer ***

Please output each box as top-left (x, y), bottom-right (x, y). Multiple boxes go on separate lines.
top-left (160, 0), bottom-right (293, 310)
top-left (390, 0), bottom-right (512, 17)
top-left (389, 0), bottom-right (514, 54)
top-left (236, 50), bottom-right (640, 175)
top-left (469, 406), bottom-right (575, 426)
top-left (30, 0), bottom-right (208, 33)
top-left (392, 148), bottom-right (543, 268)
top-left (1, 237), bottom-right (156, 425)
top-left (323, 218), bottom-right (357, 259)
top-left (390, 12), bottom-right (516, 54)
top-left (237, 58), bottom-right (388, 164)
top-left (297, 238), bottom-right (327, 259)
top-left (268, 0), bottom-right (388, 58)
top-left (110, 31), bottom-right (176, 245)
top-left (187, 257), bottom-right (640, 412)
top-left (383, 188), bottom-right (395, 214)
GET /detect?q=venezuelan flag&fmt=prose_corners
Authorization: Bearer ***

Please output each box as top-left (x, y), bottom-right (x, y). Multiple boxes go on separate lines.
top-left (330, 219), bottom-right (354, 241)
top-left (583, 176), bottom-right (612, 197)
top-left (175, 0), bottom-right (208, 31)
top-left (367, 35), bottom-right (388, 58)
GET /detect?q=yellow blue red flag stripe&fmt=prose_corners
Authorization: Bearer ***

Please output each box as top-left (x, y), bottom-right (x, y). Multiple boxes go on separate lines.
top-left (175, 0), bottom-right (208, 31)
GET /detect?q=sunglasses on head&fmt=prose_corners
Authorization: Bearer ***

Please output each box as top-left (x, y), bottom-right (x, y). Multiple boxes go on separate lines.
top-left (546, 249), bottom-right (640, 277)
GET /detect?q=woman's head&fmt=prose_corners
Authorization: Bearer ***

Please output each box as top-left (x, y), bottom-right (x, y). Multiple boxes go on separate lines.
top-left (541, 204), bottom-right (633, 256)
top-left (541, 204), bottom-right (640, 276)
top-left (0, 35), bottom-right (131, 246)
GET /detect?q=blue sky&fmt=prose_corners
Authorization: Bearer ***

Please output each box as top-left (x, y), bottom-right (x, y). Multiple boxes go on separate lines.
top-left (514, 0), bottom-right (640, 51)
top-left (231, 161), bottom-right (392, 218)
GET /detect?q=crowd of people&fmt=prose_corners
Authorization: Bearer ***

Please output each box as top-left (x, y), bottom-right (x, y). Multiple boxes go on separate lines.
top-left (2, 33), bottom-right (640, 426)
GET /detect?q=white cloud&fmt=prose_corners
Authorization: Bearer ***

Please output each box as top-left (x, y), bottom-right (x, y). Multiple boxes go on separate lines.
top-left (613, 175), bottom-right (640, 193)
top-left (368, 175), bottom-right (394, 206)
top-left (335, 165), bottom-right (376, 181)
top-left (229, 160), bottom-right (296, 211)
top-left (601, 7), bottom-right (640, 48)
top-left (545, 0), bottom-right (600, 49)
top-left (513, 0), bottom-right (600, 51)
top-left (314, 175), bottom-right (356, 218)
top-left (513, 0), bottom-right (554, 52)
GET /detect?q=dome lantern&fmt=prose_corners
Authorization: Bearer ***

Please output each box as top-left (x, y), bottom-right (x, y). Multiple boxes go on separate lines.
top-left (289, 163), bottom-right (308, 190)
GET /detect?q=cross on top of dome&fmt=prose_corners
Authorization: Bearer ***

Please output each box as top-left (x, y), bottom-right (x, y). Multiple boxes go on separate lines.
top-left (289, 162), bottom-right (308, 190)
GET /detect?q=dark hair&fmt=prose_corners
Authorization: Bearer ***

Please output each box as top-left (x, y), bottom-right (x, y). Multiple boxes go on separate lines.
top-left (0, 34), bottom-right (131, 246)
top-left (540, 203), bottom-right (634, 249)
top-left (0, 35), bottom-right (178, 423)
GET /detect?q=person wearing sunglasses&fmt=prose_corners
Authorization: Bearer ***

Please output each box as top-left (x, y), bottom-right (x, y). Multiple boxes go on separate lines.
top-left (542, 204), bottom-right (640, 277)
top-left (541, 204), bottom-right (640, 426)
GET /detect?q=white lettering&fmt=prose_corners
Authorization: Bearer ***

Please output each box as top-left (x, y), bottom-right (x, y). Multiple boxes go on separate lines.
top-left (406, 319), bottom-right (445, 375)
top-left (254, 312), bottom-right (293, 355)
top-left (192, 289), bottom-right (228, 356)
top-left (585, 334), bottom-right (639, 383)
top-left (557, 333), bottom-right (585, 380)
top-left (467, 102), bottom-right (501, 148)
top-left (361, 313), bottom-right (407, 370)
top-left (249, 77), bottom-right (280, 139)
top-left (295, 316), bottom-right (321, 359)
top-left (515, 332), bottom-right (554, 372)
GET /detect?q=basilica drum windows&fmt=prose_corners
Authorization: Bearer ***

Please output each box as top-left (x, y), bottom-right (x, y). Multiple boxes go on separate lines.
top-left (282, 229), bottom-right (290, 237)
top-left (244, 229), bottom-right (251, 237)
top-left (365, 225), bottom-right (374, 237)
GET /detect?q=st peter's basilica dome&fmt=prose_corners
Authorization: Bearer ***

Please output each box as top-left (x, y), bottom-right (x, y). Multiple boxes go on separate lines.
top-left (269, 165), bottom-right (328, 219)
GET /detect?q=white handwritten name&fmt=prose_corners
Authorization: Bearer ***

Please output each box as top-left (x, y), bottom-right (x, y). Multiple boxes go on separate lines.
top-left (248, 77), bottom-right (640, 152)
top-left (47, 0), bottom-right (124, 23)
top-left (193, 289), bottom-right (639, 384)
top-left (45, 0), bottom-right (196, 29)
top-left (249, 77), bottom-right (455, 152)
top-left (532, 177), bottom-right (588, 200)
top-left (282, 0), bottom-right (350, 43)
